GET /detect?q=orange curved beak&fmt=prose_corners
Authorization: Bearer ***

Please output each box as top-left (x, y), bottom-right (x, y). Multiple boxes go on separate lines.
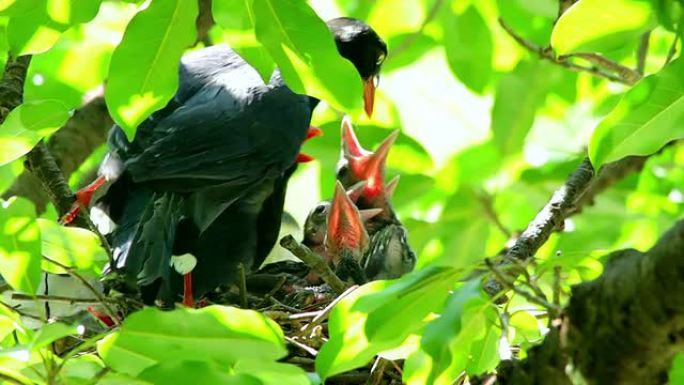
top-left (363, 78), bottom-right (376, 118)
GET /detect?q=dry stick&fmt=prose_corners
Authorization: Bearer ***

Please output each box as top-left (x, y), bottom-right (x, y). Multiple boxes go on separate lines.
top-left (237, 263), bottom-right (248, 308)
top-left (285, 336), bottom-right (319, 357)
top-left (42, 256), bottom-right (119, 326)
top-left (0, 300), bottom-right (43, 321)
top-left (298, 285), bottom-right (359, 338)
top-left (498, 18), bottom-right (636, 85)
top-left (279, 235), bottom-right (347, 294)
top-left (11, 293), bottom-right (116, 304)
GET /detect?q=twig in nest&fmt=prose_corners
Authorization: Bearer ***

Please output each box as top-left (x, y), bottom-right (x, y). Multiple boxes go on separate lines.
top-left (237, 263), bottom-right (248, 308)
top-left (279, 235), bottom-right (347, 294)
top-left (485, 259), bottom-right (560, 312)
top-left (298, 285), bottom-right (359, 338)
top-left (285, 336), bottom-right (319, 357)
top-left (42, 256), bottom-right (119, 325)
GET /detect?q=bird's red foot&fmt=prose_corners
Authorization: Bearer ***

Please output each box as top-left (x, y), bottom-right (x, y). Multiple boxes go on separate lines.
top-left (183, 273), bottom-right (195, 308)
top-left (59, 176), bottom-right (107, 225)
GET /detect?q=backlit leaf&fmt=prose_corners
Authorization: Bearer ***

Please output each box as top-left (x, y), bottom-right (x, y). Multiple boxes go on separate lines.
top-left (252, 0), bottom-right (363, 113)
top-left (0, 99), bottom-right (70, 166)
top-left (589, 58), bottom-right (684, 168)
top-left (0, 197), bottom-right (41, 294)
top-left (105, 0), bottom-right (198, 137)
top-left (551, 0), bottom-right (656, 54)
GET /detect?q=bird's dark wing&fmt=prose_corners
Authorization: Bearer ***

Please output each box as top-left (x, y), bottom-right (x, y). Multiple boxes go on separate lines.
top-left (125, 83), bottom-right (311, 192)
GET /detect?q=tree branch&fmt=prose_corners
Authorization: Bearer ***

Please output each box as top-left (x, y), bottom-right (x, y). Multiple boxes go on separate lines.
top-left (499, 18), bottom-right (640, 85)
top-left (279, 235), bottom-right (347, 294)
top-left (476, 220), bottom-right (684, 385)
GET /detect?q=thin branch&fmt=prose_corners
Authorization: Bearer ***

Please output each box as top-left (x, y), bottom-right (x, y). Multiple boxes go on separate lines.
top-left (485, 259), bottom-right (560, 312)
top-left (566, 53), bottom-right (641, 84)
top-left (665, 21), bottom-right (682, 66)
top-left (391, 0), bottom-right (444, 57)
top-left (499, 18), bottom-right (638, 85)
top-left (478, 192), bottom-right (512, 239)
top-left (636, 31), bottom-right (651, 75)
top-left (279, 235), bottom-right (347, 294)
top-left (41, 256), bottom-right (119, 326)
top-left (11, 293), bottom-right (116, 304)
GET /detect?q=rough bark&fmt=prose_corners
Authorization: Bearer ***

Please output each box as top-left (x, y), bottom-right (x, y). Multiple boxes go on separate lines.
top-left (477, 220), bottom-right (684, 385)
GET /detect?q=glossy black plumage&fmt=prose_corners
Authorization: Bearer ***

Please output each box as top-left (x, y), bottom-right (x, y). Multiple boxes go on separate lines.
top-left (97, 18), bottom-right (387, 305)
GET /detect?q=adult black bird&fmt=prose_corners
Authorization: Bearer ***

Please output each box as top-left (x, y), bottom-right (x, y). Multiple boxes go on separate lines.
top-left (83, 17), bottom-right (387, 306)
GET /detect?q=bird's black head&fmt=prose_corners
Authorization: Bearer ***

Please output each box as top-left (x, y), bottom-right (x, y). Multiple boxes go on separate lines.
top-left (327, 17), bottom-right (387, 117)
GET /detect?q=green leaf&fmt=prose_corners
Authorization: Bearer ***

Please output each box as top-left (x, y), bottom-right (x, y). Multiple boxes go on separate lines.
top-left (234, 360), bottom-right (312, 385)
top-left (252, 0), bottom-right (363, 113)
top-left (0, 99), bottom-right (70, 166)
top-left (670, 352), bottom-right (684, 384)
top-left (138, 361), bottom-right (262, 385)
top-left (466, 324), bottom-right (499, 375)
top-left (38, 219), bottom-right (108, 277)
top-left (211, 0), bottom-right (275, 82)
top-left (98, 306), bottom-right (287, 376)
top-left (0, 0), bottom-right (43, 16)
top-left (0, 197), bottom-right (41, 294)
top-left (105, 0), bottom-right (198, 138)
top-left (316, 267), bottom-right (458, 380)
top-left (417, 281), bottom-right (493, 384)
top-left (589, 58), bottom-right (684, 168)
top-left (551, 0), bottom-right (656, 55)
top-left (442, 5), bottom-right (492, 94)
top-left (491, 61), bottom-right (552, 157)
top-left (30, 322), bottom-right (80, 350)
top-left (7, 8), bottom-right (66, 55)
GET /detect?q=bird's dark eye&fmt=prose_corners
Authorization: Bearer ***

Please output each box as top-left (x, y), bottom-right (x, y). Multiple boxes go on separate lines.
top-left (314, 204), bottom-right (326, 214)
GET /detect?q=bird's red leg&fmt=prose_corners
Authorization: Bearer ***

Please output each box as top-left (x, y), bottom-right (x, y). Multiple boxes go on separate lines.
top-left (59, 175), bottom-right (107, 225)
top-left (182, 272), bottom-right (195, 308)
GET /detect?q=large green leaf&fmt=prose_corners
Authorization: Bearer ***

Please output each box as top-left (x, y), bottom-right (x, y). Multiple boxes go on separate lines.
top-left (98, 306), bottom-right (287, 376)
top-left (0, 100), bottom-right (70, 166)
top-left (105, 0), bottom-right (198, 138)
top-left (211, 0), bottom-right (274, 82)
top-left (138, 361), bottom-right (262, 385)
top-left (316, 267), bottom-right (458, 380)
top-left (252, 0), bottom-right (363, 113)
top-left (491, 61), bottom-right (552, 157)
top-left (551, 0), bottom-right (656, 54)
top-left (6, 0), bottom-right (101, 55)
top-left (0, 197), bottom-right (41, 294)
top-left (411, 281), bottom-right (494, 384)
top-left (589, 58), bottom-right (684, 168)
top-left (442, 5), bottom-right (493, 94)
top-left (38, 219), bottom-right (108, 277)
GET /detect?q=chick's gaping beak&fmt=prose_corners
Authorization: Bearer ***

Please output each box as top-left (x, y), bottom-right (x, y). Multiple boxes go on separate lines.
top-left (326, 181), bottom-right (369, 263)
top-left (363, 77), bottom-right (377, 118)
